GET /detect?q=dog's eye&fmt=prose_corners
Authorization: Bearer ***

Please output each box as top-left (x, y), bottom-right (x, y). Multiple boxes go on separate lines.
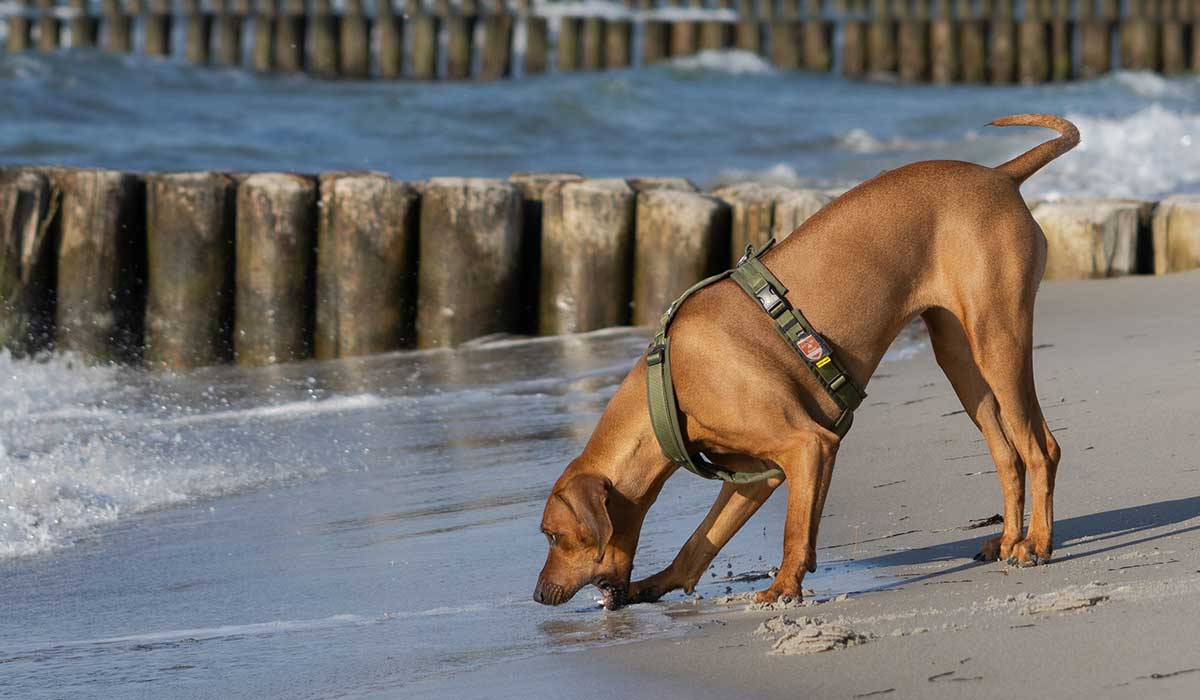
top-left (544, 532), bottom-right (558, 547)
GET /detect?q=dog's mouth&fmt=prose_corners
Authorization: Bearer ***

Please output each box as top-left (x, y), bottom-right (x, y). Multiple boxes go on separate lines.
top-left (595, 580), bottom-right (628, 611)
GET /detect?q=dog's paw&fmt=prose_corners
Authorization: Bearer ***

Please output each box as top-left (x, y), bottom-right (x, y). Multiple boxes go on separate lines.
top-left (755, 581), bottom-right (804, 605)
top-left (1006, 539), bottom-right (1051, 567)
top-left (974, 535), bottom-right (1026, 563)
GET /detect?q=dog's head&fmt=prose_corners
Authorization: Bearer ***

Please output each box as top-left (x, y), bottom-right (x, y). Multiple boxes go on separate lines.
top-left (532, 472), bottom-right (634, 610)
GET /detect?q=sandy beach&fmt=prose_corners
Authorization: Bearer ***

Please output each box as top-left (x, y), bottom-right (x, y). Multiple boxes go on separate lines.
top-left (423, 270), bottom-right (1200, 700)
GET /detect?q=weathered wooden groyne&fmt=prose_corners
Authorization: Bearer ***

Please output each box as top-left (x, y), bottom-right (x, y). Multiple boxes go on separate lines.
top-left (2, 164), bottom-right (1198, 369)
top-left (2, 1), bottom-right (1198, 82)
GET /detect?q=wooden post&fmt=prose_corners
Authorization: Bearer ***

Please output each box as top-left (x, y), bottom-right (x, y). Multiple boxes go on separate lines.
top-left (251, 0), bottom-right (275, 72)
top-left (417, 178), bottom-right (523, 347)
top-left (735, 19), bottom-right (762, 53)
top-left (508, 172), bottom-right (583, 333)
top-left (770, 19), bottom-right (800, 68)
top-left (1120, 17), bottom-right (1159, 70)
top-left (524, 15), bottom-right (548, 74)
top-left (446, 13), bottom-right (474, 79)
top-left (310, 0), bottom-right (340, 78)
top-left (144, 173), bottom-right (236, 370)
top-left (315, 173), bottom-right (419, 359)
top-left (1078, 18), bottom-right (1110, 78)
top-left (1152, 196), bottom-right (1200, 275)
top-left (340, 0), bottom-right (371, 79)
top-left (929, 11), bottom-right (957, 83)
top-left (842, 18), bottom-right (867, 77)
top-left (539, 180), bottom-right (636, 335)
top-left (183, 0), bottom-right (214, 65)
top-left (378, 0), bottom-right (403, 78)
top-left (713, 183), bottom-right (781, 265)
top-left (234, 174), bottom-right (316, 366)
top-left (700, 20), bottom-right (732, 50)
top-left (6, 0), bottom-right (32, 52)
top-left (1048, 7), bottom-right (1070, 81)
top-left (897, 18), bottom-right (929, 81)
top-left (867, 16), bottom-right (897, 75)
top-left (274, 0), bottom-right (306, 74)
top-left (802, 19), bottom-right (831, 71)
top-left (1161, 19), bottom-right (1185, 74)
top-left (773, 189), bottom-right (831, 239)
top-left (101, 0), bottom-right (133, 53)
top-left (988, 14), bottom-right (1016, 84)
top-left (558, 16), bottom-right (581, 71)
top-left (411, 12), bottom-right (438, 79)
top-left (579, 16), bottom-right (603, 70)
top-left (670, 20), bottom-right (699, 56)
top-left (214, 1), bottom-right (243, 66)
top-left (481, 13), bottom-right (513, 80)
top-left (143, 0), bottom-right (171, 57)
top-left (627, 177), bottom-right (698, 192)
top-left (605, 18), bottom-right (632, 69)
top-left (55, 170), bottom-right (145, 363)
top-left (957, 18), bottom-right (985, 82)
top-left (643, 19), bottom-right (669, 64)
top-left (0, 170), bottom-right (58, 357)
top-left (68, 0), bottom-right (99, 47)
top-left (35, 0), bottom-right (61, 51)
top-left (632, 190), bottom-right (730, 326)
top-left (1017, 18), bottom-right (1048, 83)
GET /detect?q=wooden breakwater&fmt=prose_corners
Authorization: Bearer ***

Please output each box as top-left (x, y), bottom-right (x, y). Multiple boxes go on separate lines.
top-left (3, 164), bottom-right (1199, 368)
top-left (2, 1), bottom-right (1199, 83)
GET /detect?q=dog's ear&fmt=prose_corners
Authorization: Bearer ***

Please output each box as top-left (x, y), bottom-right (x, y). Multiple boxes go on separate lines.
top-left (559, 474), bottom-right (613, 563)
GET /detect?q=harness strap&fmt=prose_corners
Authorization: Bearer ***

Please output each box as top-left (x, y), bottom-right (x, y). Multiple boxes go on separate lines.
top-left (645, 240), bottom-right (866, 484)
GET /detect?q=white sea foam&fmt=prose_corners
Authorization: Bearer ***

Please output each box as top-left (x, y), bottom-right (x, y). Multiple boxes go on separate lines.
top-left (0, 352), bottom-right (357, 561)
top-left (1033, 104), bottom-right (1200, 200)
top-left (666, 50), bottom-right (775, 76)
top-left (0, 432), bottom-right (328, 561)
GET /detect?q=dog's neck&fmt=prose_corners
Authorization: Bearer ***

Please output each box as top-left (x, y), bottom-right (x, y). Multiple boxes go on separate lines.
top-left (575, 370), bottom-right (674, 511)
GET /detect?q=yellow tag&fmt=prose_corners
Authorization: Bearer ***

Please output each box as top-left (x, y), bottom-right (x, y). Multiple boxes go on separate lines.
top-left (816, 357), bottom-right (832, 368)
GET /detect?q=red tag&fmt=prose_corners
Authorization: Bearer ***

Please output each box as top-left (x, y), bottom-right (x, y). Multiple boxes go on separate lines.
top-left (797, 334), bottom-right (826, 362)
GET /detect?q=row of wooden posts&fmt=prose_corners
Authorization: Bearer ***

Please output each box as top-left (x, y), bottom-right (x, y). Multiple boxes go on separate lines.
top-left (3, 165), bottom-right (1198, 369)
top-left (4, 1), bottom-right (1200, 81)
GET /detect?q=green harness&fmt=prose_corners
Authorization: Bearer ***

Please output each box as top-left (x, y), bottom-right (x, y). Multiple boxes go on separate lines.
top-left (645, 239), bottom-right (866, 484)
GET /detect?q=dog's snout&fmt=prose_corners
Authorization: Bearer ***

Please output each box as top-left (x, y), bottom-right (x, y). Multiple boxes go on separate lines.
top-left (533, 579), bottom-right (567, 606)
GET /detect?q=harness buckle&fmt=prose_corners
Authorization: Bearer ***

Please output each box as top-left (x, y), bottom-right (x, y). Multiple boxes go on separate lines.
top-left (646, 343), bottom-right (666, 366)
top-left (753, 285), bottom-right (787, 317)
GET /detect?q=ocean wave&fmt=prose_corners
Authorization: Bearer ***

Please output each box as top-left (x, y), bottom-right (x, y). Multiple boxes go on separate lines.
top-left (1035, 104), bottom-right (1200, 200)
top-left (666, 50), bottom-right (775, 76)
top-left (0, 431), bottom-right (328, 561)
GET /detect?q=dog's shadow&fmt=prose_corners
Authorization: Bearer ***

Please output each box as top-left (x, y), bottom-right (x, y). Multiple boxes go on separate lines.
top-left (848, 496), bottom-right (1200, 592)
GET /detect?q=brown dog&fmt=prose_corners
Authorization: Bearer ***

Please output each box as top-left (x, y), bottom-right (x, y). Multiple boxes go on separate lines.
top-left (534, 114), bottom-right (1076, 610)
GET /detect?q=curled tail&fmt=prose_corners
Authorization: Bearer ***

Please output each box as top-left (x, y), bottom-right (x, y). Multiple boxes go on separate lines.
top-left (988, 114), bottom-right (1080, 186)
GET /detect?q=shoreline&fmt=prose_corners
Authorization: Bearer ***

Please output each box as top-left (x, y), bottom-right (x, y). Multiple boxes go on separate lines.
top-left (417, 270), bottom-right (1200, 699)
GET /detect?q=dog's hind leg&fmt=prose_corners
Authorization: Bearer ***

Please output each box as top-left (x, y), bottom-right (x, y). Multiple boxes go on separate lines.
top-left (757, 430), bottom-right (840, 604)
top-left (963, 304), bottom-right (1060, 567)
top-left (924, 307), bottom-right (1028, 562)
top-left (629, 460), bottom-right (782, 603)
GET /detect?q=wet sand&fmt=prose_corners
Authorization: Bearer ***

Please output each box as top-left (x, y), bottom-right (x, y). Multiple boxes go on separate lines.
top-left (426, 270), bottom-right (1200, 699)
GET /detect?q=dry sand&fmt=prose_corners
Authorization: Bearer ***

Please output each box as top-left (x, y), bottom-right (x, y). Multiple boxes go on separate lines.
top-left (588, 270), bottom-right (1200, 699)
top-left (417, 271), bottom-right (1200, 700)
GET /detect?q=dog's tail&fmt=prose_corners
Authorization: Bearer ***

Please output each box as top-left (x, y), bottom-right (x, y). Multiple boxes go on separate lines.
top-left (987, 114), bottom-right (1080, 186)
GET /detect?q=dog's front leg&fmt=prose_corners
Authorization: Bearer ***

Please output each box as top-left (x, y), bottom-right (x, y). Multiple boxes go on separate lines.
top-left (758, 431), bottom-right (839, 604)
top-left (629, 471), bottom-right (783, 603)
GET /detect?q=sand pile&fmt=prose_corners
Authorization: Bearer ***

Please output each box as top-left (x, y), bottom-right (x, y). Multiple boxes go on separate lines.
top-left (756, 615), bottom-right (873, 655)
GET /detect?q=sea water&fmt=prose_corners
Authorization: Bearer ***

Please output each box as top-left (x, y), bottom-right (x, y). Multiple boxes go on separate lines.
top-left (1, 49), bottom-right (1198, 199)
top-left (0, 329), bottom-right (924, 698)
